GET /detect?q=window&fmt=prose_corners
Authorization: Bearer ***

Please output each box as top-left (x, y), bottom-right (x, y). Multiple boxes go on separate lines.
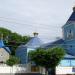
top-left (67, 29), bottom-right (73, 39)
top-left (60, 60), bottom-right (71, 66)
top-left (70, 30), bottom-right (71, 33)
top-left (71, 60), bottom-right (75, 66)
top-left (70, 45), bottom-right (72, 48)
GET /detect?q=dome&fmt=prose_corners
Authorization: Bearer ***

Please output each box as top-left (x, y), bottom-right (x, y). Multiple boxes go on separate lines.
top-left (25, 37), bottom-right (43, 48)
top-left (25, 33), bottom-right (43, 48)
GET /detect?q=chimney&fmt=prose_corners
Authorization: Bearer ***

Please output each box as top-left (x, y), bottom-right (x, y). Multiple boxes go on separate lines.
top-left (73, 6), bottom-right (75, 12)
top-left (33, 32), bottom-right (38, 37)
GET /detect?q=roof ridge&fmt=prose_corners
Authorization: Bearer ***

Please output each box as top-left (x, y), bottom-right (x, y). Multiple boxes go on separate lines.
top-left (68, 11), bottom-right (75, 21)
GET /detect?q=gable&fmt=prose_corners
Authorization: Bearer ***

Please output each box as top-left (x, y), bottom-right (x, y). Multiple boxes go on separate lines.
top-left (0, 48), bottom-right (9, 62)
top-left (0, 48), bottom-right (9, 54)
top-left (0, 40), bottom-right (11, 54)
top-left (68, 11), bottom-right (75, 21)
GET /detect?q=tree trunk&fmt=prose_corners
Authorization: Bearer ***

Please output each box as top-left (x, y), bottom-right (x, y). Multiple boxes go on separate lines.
top-left (48, 68), bottom-right (56, 75)
top-left (45, 68), bottom-right (48, 75)
top-left (51, 68), bottom-right (56, 75)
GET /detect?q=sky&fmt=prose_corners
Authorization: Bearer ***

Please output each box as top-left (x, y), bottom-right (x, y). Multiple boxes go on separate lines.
top-left (0, 0), bottom-right (75, 43)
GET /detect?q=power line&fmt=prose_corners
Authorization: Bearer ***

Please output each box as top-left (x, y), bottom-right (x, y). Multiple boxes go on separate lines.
top-left (0, 17), bottom-right (63, 39)
top-left (0, 17), bottom-right (62, 30)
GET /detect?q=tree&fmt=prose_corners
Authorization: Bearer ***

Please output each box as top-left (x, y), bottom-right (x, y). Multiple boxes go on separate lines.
top-left (8, 32), bottom-right (23, 55)
top-left (29, 47), bottom-right (65, 75)
top-left (22, 36), bottom-right (31, 44)
top-left (0, 27), bottom-right (11, 40)
top-left (6, 56), bottom-right (20, 66)
top-left (9, 34), bottom-right (31, 55)
top-left (0, 27), bottom-right (31, 55)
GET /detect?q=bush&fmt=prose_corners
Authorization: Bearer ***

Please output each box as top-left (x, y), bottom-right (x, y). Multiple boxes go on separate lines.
top-left (6, 56), bottom-right (20, 66)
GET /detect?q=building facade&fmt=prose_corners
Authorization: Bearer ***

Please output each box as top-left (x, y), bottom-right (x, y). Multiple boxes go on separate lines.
top-left (16, 7), bottom-right (75, 74)
top-left (0, 40), bottom-right (10, 63)
top-left (16, 33), bottom-right (43, 64)
top-left (42, 7), bottom-right (75, 67)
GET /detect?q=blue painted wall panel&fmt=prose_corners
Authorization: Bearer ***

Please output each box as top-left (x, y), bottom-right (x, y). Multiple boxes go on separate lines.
top-left (64, 40), bottom-right (75, 55)
top-left (16, 46), bottom-right (27, 64)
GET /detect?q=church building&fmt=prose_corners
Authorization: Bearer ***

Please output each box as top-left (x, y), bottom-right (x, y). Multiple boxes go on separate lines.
top-left (16, 6), bottom-right (75, 74)
top-left (42, 7), bottom-right (75, 67)
top-left (16, 32), bottom-right (43, 64)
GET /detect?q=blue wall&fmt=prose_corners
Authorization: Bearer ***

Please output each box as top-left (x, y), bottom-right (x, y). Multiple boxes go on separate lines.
top-left (16, 46), bottom-right (27, 64)
top-left (59, 59), bottom-right (75, 67)
top-left (62, 22), bottom-right (75, 56)
top-left (64, 40), bottom-right (75, 55)
top-left (62, 23), bottom-right (75, 40)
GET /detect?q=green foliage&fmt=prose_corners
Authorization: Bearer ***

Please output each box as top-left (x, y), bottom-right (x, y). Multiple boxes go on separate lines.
top-left (22, 36), bottom-right (31, 44)
top-left (9, 34), bottom-right (30, 55)
top-left (6, 56), bottom-right (20, 66)
top-left (0, 27), bottom-right (31, 55)
top-left (0, 27), bottom-right (11, 39)
top-left (29, 47), bottom-right (65, 69)
top-left (46, 47), bottom-right (65, 68)
top-left (10, 32), bottom-right (22, 43)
